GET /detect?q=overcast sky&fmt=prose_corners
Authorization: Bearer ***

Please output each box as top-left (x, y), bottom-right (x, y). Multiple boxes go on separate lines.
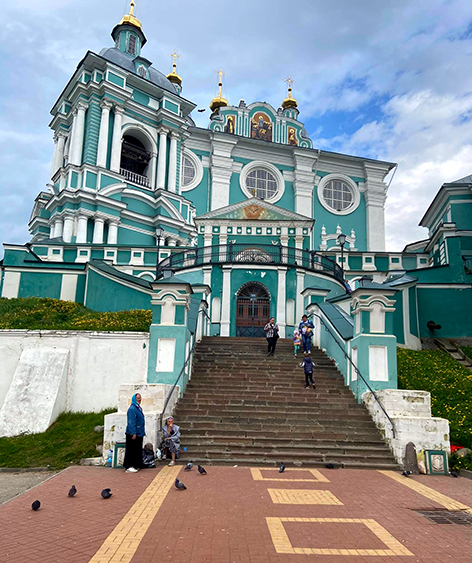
top-left (1, 0), bottom-right (472, 258)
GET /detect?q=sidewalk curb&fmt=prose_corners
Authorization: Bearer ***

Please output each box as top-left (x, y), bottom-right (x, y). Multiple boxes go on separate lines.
top-left (460, 469), bottom-right (472, 480)
top-left (0, 467), bottom-right (52, 473)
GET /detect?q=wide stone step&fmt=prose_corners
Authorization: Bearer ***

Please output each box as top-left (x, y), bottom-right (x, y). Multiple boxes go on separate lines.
top-left (179, 393), bottom-right (356, 404)
top-left (182, 428), bottom-right (385, 441)
top-left (175, 403), bottom-right (363, 414)
top-left (182, 435), bottom-right (387, 448)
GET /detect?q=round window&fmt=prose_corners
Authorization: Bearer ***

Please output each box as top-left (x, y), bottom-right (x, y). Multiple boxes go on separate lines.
top-left (245, 168), bottom-right (278, 200)
top-left (181, 156), bottom-right (196, 187)
top-left (322, 180), bottom-right (354, 212)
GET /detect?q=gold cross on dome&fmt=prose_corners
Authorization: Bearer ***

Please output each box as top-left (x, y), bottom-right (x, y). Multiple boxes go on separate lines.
top-left (284, 75), bottom-right (295, 89)
top-left (169, 49), bottom-right (182, 71)
top-left (215, 68), bottom-right (226, 86)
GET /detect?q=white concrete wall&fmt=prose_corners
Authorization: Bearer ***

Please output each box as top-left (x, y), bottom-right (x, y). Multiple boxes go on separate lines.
top-left (0, 330), bottom-right (149, 417)
top-left (363, 389), bottom-right (450, 466)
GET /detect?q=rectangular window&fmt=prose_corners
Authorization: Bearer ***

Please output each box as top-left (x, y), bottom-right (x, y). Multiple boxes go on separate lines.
top-left (52, 249), bottom-right (61, 255)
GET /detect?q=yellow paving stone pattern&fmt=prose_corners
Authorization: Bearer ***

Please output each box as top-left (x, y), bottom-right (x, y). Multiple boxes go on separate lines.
top-left (250, 467), bottom-right (329, 482)
top-left (88, 466), bottom-right (181, 563)
top-left (266, 517), bottom-right (414, 556)
top-left (379, 470), bottom-right (472, 514)
top-left (268, 488), bottom-right (343, 505)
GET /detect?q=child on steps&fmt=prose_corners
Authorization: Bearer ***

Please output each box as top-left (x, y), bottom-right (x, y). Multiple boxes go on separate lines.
top-left (299, 352), bottom-right (316, 389)
top-left (293, 329), bottom-right (301, 357)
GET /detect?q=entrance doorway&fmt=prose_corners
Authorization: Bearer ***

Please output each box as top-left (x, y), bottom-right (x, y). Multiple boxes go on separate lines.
top-left (236, 282), bottom-right (270, 337)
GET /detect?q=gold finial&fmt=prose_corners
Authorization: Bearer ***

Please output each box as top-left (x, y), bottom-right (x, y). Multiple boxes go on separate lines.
top-left (282, 75), bottom-right (298, 109)
top-left (166, 49), bottom-right (183, 86)
top-left (119, 0), bottom-right (142, 29)
top-left (210, 67), bottom-right (228, 112)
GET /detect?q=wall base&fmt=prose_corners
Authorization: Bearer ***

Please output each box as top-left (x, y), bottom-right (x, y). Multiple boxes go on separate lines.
top-left (363, 389), bottom-right (450, 466)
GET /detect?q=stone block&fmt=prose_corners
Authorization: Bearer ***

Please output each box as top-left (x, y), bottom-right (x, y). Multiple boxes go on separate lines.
top-left (363, 389), bottom-right (450, 466)
top-left (0, 347), bottom-right (69, 437)
top-left (103, 412), bottom-right (161, 461)
top-left (118, 383), bottom-right (180, 414)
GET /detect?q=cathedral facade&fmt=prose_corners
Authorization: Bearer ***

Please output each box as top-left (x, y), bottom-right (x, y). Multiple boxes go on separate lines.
top-left (1, 5), bottom-right (471, 388)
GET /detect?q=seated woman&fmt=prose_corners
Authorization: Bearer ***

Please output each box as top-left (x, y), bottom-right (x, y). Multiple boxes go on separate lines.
top-left (161, 416), bottom-right (181, 467)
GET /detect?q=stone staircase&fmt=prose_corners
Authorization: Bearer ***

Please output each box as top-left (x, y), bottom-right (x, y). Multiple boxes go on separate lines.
top-left (174, 336), bottom-right (398, 469)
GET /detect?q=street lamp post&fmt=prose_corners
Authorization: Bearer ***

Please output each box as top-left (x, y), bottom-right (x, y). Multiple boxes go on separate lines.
top-left (155, 226), bottom-right (164, 280)
top-left (337, 232), bottom-right (347, 273)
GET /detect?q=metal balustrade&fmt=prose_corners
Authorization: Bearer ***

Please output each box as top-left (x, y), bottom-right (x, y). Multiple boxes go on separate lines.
top-left (120, 168), bottom-right (151, 187)
top-left (157, 243), bottom-right (345, 283)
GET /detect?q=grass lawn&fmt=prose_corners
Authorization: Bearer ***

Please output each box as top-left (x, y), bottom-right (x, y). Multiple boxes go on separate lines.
top-left (0, 297), bottom-right (152, 332)
top-left (0, 410), bottom-right (113, 469)
top-left (397, 348), bottom-right (472, 470)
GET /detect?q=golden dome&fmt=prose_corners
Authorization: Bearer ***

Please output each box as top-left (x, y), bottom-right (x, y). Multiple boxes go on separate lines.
top-left (119, 1), bottom-right (142, 30)
top-left (282, 75), bottom-right (298, 110)
top-left (167, 50), bottom-right (182, 86)
top-left (210, 68), bottom-right (228, 112)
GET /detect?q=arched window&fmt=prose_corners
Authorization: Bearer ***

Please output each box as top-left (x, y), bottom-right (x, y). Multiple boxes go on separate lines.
top-left (120, 135), bottom-right (151, 176)
top-left (245, 168), bottom-right (278, 200)
top-left (128, 34), bottom-right (137, 55)
top-left (181, 156), bottom-right (196, 187)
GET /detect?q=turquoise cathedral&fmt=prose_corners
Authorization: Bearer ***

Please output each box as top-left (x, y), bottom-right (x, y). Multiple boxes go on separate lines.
top-left (1, 4), bottom-right (471, 397)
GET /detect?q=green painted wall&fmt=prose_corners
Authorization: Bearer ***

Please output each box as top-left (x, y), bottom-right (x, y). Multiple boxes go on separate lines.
top-left (83, 100), bottom-right (101, 165)
top-left (85, 269), bottom-right (151, 312)
top-left (18, 272), bottom-right (62, 299)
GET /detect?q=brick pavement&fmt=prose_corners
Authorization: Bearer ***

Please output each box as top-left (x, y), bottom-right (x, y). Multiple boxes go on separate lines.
top-left (1, 465), bottom-right (472, 562)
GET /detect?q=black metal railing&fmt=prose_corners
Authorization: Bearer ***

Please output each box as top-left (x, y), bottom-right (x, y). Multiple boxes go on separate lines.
top-left (158, 243), bottom-right (344, 283)
top-left (158, 308), bottom-right (211, 431)
top-left (310, 312), bottom-right (396, 438)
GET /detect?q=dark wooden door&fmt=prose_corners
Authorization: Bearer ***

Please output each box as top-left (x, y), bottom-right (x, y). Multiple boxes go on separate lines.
top-left (236, 283), bottom-right (270, 337)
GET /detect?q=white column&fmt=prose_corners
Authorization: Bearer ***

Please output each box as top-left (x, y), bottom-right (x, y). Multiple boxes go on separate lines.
top-left (107, 221), bottom-right (119, 245)
top-left (53, 218), bottom-right (64, 238)
top-left (219, 232), bottom-right (227, 262)
top-left (76, 215), bottom-right (88, 243)
top-left (296, 269), bottom-right (305, 323)
top-left (96, 99), bottom-right (112, 168)
top-left (156, 128), bottom-right (169, 190)
top-left (110, 106), bottom-right (125, 173)
top-left (51, 132), bottom-right (66, 178)
top-left (220, 266), bottom-right (232, 337)
top-left (149, 152), bottom-right (157, 189)
top-left (92, 217), bottom-right (105, 244)
top-left (69, 102), bottom-right (88, 166)
top-left (63, 215), bottom-right (74, 243)
top-left (276, 267), bottom-right (287, 338)
top-left (167, 132), bottom-right (178, 192)
top-left (280, 231), bottom-right (289, 264)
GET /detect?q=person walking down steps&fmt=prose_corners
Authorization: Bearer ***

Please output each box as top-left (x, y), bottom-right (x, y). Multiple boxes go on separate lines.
top-left (300, 353), bottom-right (316, 389)
top-left (264, 317), bottom-right (279, 357)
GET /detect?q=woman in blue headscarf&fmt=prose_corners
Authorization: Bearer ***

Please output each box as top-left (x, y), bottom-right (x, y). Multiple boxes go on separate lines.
top-left (123, 393), bottom-right (146, 473)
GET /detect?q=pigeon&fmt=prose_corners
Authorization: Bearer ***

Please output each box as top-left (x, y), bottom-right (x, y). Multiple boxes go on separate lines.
top-left (68, 485), bottom-right (77, 498)
top-left (31, 500), bottom-right (41, 511)
top-left (450, 470), bottom-right (459, 478)
top-left (197, 465), bottom-right (207, 475)
top-left (325, 463), bottom-right (337, 469)
top-left (101, 488), bottom-right (112, 499)
top-left (175, 478), bottom-right (187, 490)
top-left (401, 470), bottom-right (412, 477)
top-left (279, 462), bottom-right (285, 473)
top-left (184, 461), bottom-right (193, 472)
top-left (197, 108), bottom-right (206, 113)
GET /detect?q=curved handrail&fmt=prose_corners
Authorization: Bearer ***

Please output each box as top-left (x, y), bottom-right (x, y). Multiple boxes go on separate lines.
top-left (157, 243), bottom-right (345, 284)
top-left (310, 312), bottom-right (396, 438)
top-left (158, 308), bottom-right (211, 432)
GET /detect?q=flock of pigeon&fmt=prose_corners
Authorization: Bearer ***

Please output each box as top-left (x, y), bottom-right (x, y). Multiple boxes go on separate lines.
top-left (175, 462), bottom-right (207, 490)
top-left (31, 484), bottom-right (111, 510)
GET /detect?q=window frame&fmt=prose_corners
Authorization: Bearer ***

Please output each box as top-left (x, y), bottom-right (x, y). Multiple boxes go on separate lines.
top-left (180, 149), bottom-right (204, 192)
top-left (317, 173), bottom-right (360, 215)
top-left (239, 161), bottom-right (285, 203)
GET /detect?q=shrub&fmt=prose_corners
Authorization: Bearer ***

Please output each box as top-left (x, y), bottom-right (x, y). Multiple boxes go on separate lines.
top-left (0, 297), bottom-right (152, 332)
top-left (397, 348), bottom-right (472, 451)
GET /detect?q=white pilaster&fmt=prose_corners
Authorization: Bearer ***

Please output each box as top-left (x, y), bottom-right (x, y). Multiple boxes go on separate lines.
top-left (277, 267), bottom-right (287, 338)
top-left (69, 102), bottom-right (88, 166)
top-left (62, 215), bottom-right (74, 243)
top-left (219, 232), bottom-right (228, 261)
top-left (51, 132), bottom-right (66, 178)
top-left (296, 269), bottom-right (305, 322)
top-left (210, 134), bottom-right (238, 210)
top-left (167, 132), bottom-right (178, 192)
top-left (96, 99), bottom-right (112, 168)
top-left (363, 162), bottom-right (390, 251)
top-left (107, 221), bottom-right (119, 245)
top-left (220, 266), bottom-right (232, 336)
top-left (76, 215), bottom-right (88, 244)
top-left (53, 218), bottom-right (64, 238)
top-left (293, 149), bottom-right (317, 215)
top-left (110, 105), bottom-right (125, 173)
top-left (203, 225), bottom-right (213, 247)
top-left (92, 217), bottom-right (105, 244)
top-left (156, 128), bottom-right (169, 190)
